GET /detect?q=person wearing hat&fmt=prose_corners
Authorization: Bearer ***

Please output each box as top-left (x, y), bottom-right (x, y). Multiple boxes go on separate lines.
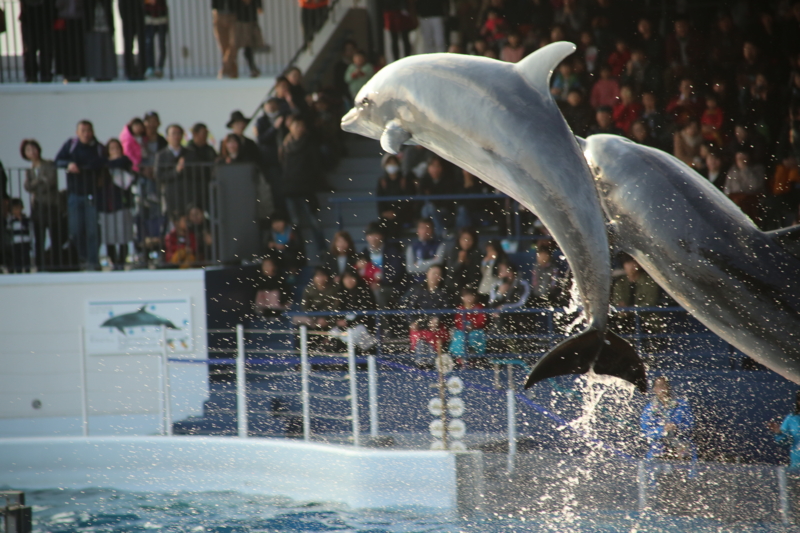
top-left (226, 110), bottom-right (262, 163)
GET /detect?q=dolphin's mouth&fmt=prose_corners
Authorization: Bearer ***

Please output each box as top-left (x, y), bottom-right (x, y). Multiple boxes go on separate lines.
top-left (340, 108), bottom-right (360, 132)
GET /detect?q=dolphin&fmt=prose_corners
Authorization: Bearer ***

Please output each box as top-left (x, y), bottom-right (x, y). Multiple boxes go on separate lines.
top-left (100, 305), bottom-right (179, 334)
top-left (341, 42), bottom-right (646, 392)
top-left (579, 134), bottom-right (800, 383)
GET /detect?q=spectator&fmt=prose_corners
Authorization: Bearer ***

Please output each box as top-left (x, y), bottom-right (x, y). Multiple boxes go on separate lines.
top-left (770, 390), bottom-right (800, 471)
top-left (298, 266), bottom-right (338, 330)
top-left (256, 98), bottom-right (287, 169)
top-left (665, 78), bottom-right (704, 128)
top-left (641, 376), bottom-right (695, 461)
top-left (727, 124), bottom-right (767, 167)
top-left (736, 41), bottom-right (766, 99)
top-left (454, 169), bottom-right (494, 229)
top-left (767, 155), bottom-right (800, 227)
top-left (186, 204), bottom-right (212, 261)
top-left (708, 13), bottom-right (741, 80)
top-left (480, 8), bottom-right (508, 46)
top-left (382, 0), bottom-right (414, 62)
top-left (640, 92), bottom-right (668, 146)
top-left (235, 0), bottom-right (264, 78)
top-left (529, 239), bottom-right (569, 307)
top-left (402, 264), bottom-right (451, 357)
top-left (578, 30), bottom-right (599, 74)
top-left (280, 116), bottom-right (325, 251)
top-left (84, 0), bottom-right (116, 81)
top-left (99, 138), bottom-right (135, 269)
top-left (620, 49), bottom-right (661, 98)
top-left (360, 221), bottom-right (406, 307)
top-left (299, 0), bottom-right (329, 46)
top-left (54, 0), bottom-right (86, 82)
top-left (164, 211), bottom-right (196, 267)
top-left (55, 120), bottom-right (106, 269)
top-left (21, 139), bottom-right (61, 271)
top-left (633, 18), bottom-right (663, 68)
top-left (335, 267), bottom-right (377, 331)
top-left (377, 154), bottom-right (414, 225)
top-left (5, 199), bottom-right (33, 273)
top-left (254, 256), bottom-right (291, 317)
top-left (322, 230), bottom-right (357, 282)
top-left (264, 212), bottom-right (305, 275)
top-left (275, 75), bottom-right (309, 116)
top-left (445, 227), bottom-right (482, 296)
top-left (611, 253), bottom-right (662, 342)
top-left (550, 60), bottom-right (581, 102)
top-left (449, 287), bottom-right (487, 361)
top-left (406, 218), bottom-right (446, 283)
top-left (612, 86), bottom-right (643, 136)
top-left (226, 110), bottom-right (263, 163)
top-left (418, 0), bottom-right (448, 53)
top-left (607, 39), bottom-right (631, 78)
top-left (700, 94), bottom-right (725, 146)
top-left (500, 32), bottom-right (525, 63)
top-left (155, 124), bottom-right (190, 219)
top-left (724, 151), bottom-right (765, 220)
top-left (143, 0), bottom-right (168, 78)
top-left (630, 120), bottom-right (658, 148)
top-left (344, 50), bottom-right (374, 102)
top-left (665, 18), bottom-right (704, 82)
top-left (478, 239), bottom-right (507, 300)
top-left (552, 0), bottom-right (585, 36)
top-left (184, 123), bottom-right (217, 211)
top-left (333, 39), bottom-right (357, 102)
top-left (20, 0), bottom-right (55, 82)
top-left (488, 261), bottom-right (530, 311)
top-left (590, 66), bottom-right (620, 109)
top-left (419, 154), bottom-right (456, 237)
top-left (119, 118), bottom-right (146, 172)
top-left (559, 89), bottom-right (594, 137)
top-left (699, 149), bottom-right (727, 191)
top-left (118, 0), bottom-right (145, 80)
top-left (212, 0), bottom-right (239, 78)
top-left (673, 120), bottom-right (704, 169)
top-left (588, 106), bottom-right (623, 136)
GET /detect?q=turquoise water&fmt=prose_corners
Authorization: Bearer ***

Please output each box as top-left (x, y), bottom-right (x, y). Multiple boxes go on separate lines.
top-left (25, 489), bottom-right (799, 533)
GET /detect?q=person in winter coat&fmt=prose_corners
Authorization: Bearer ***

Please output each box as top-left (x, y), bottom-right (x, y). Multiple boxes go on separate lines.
top-left (21, 139), bottom-right (62, 271)
top-left (641, 376), bottom-right (695, 460)
top-left (98, 138), bottom-right (136, 268)
top-left (322, 230), bottom-right (358, 283)
top-left (449, 287), bottom-right (487, 359)
top-left (770, 391), bottom-right (800, 471)
top-left (119, 117), bottom-right (146, 172)
top-left (335, 268), bottom-right (377, 331)
top-left (280, 116), bottom-right (324, 250)
top-left (253, 256), bottom-right (291, 317)
top-left (143, 0), bottom-right (168, 78)
top-left (297, 266), bottom-right (339, 330)
top-left (445, 227), bottom-right (483, 297)
top-left (376, 153), bottom-right (415, 225)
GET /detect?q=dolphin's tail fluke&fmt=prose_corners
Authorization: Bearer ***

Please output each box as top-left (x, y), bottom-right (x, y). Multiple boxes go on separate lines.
top-left (524, 329), bottom-right (646, 393)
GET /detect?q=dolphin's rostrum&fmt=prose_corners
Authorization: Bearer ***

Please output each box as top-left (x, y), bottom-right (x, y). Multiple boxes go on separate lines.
top-left (342, 42), bottom-right (646, 392)
top-left (100, 305), bottom-right (179, 334)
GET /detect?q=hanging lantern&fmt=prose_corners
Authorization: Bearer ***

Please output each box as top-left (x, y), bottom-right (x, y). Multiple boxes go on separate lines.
top-left (428, 397), bottom-right (443, 416)
top-left (448, 419), bottom-right (466, 440)
top-left (447, 397), bottom-right (465, 417)
top-left (446, 375), bottom-right (464, 395)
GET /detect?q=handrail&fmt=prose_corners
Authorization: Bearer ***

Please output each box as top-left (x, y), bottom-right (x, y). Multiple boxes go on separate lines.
top-left (284, 306), bottom-right (688, 317)
top-left (327, 193), bottom-right (508, 202)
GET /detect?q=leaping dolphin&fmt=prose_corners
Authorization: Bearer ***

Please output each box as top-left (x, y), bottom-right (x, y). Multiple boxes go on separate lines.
top-left (580, 134), bottom-right (800, 383)
top-left (342, 42), bottom-right (646, 392)
top-left (100, 305), bottom-right (179, 334)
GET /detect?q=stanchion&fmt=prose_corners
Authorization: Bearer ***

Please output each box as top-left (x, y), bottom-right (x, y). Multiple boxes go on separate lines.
top-left (161, 326), bottom-right (172, 436)
top-left (506, 365), bottom-right (516, 473)
top-left (79, 327), bottom-right (89, 437)
top-left (236, 324), bottom-right (248, 438)
top-left (637, 460), bottom-right (648, 512)
top-left (368, 354), bottom-right (378, 438)
top-left (300, 325), bottom-right (310, 441)
top-left (778, 466), bottom-right (790, 525)
top-left (347, 329), bottom-right (360, 447)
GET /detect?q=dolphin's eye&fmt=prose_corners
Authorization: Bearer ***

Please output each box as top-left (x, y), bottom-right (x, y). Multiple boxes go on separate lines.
top-left (360, 97), bottom-right (371, 107)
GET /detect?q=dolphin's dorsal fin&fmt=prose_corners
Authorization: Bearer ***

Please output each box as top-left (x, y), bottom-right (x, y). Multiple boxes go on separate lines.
top-left (515, 41), bottom-right (577, 95)
top-left (380, 119), bottom-right (412, 155)
top-left (138, 305), bottom-right (147, 312)
top-left (767, 225), bottom-right (800, 259)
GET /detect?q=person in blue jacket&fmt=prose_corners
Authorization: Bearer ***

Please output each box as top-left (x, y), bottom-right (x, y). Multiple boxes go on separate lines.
top-left (641, 376), bottom-right (694, 460)
top-left (770, 391), bottom-right (800, 471)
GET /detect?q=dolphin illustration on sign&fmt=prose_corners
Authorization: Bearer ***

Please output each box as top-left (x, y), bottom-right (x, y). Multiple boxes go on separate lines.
top-left (341, 42), bottom-right (646, 392)
top-left (100, 305), bottom-right (180, 334)
top-left (579, 134), bottom-right (800, 384)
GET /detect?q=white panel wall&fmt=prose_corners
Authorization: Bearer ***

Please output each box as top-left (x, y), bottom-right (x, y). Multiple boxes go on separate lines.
top-left (0, 437), bottom-right (458, 510)
top-left (0, 270), bottom-right (208, 437)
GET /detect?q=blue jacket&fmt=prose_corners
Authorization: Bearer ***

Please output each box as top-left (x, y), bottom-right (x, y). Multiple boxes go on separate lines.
top-left (775, 413), bottom-right (800, 470)
top-left (641, 397), bottom-right (693, 459)
top-left (55, 137), bottom-right (106, 196)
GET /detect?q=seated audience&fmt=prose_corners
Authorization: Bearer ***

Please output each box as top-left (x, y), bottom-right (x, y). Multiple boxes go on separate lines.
top-left (449, 287), bottom-right (487, 361)
top-left (724, 151), bottom-right (765, 221)
top-left (164, 212), bottom-right (197, 267)
top-left (322, 230), bottom-right (358, 283)
top-left (418, 155), bottom-right (456, 238)
top-left (254, 256), bottom-right (291, 317)
top-left (529, 239), bottom-right (569, 307)
top-left (360, 221), bottom-right (407, 307)
top-left (445, 227), bottom-right (483, 296)
top-left (297, 266), bottom-right (339, 330)
top-left (376, 154), bottom-right (415, 226)
top-left (264, 212), bottom-right (306, 276)
top-left (673, 120), bottom-right (704, 169)
top-left (405, 218), bottom-right (446, 283)
top-left (478, 239), bottom-right (508, 300)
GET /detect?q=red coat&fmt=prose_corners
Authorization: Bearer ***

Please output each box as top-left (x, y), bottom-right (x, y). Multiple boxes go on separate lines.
top-left (454, 304), bottom-right (487, 331)
top-left (165, 230), bottom-right (197, 263)
top-left (613, 102), bottom-right (643, 135)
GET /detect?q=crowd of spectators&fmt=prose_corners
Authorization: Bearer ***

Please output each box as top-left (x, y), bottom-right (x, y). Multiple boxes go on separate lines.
top-left (5, 0), bottom-right (800, 362)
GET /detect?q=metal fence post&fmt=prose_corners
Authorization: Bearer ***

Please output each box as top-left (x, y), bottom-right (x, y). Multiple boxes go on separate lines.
top-left (637, 460), bottom-right (648, 512)
top-left (236, 324), bottom-right (248, 438)
top-left (507, 365), bottom-right (516, 473)
top-left (779, 466), bottom-right (790, 525)
top-left (300, 325), bottom-right (311, 441)
top-left (347, 329), bottom-right (360, 447)
top-left (79, 327), bottom-right (89, 437)
top-left (161, 326), bottom-right (172, 436)
top-left (368, 354), bottom-right (378, 438)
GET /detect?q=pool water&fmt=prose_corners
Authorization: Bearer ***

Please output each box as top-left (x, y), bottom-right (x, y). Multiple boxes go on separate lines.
top-left (25, 489), bottom-right (800, 533)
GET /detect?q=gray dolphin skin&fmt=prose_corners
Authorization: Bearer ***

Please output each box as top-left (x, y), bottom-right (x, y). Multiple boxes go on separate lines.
top-left (342, 42), bottom-right (646, 391)
top-left (580, 134), bottom-right (800, 383)
top-left (100, 305), bottom-right (179, 334)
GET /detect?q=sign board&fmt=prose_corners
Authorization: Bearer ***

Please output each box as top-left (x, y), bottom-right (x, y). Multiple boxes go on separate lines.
top-left (85, 299), bottom-right (193, 355)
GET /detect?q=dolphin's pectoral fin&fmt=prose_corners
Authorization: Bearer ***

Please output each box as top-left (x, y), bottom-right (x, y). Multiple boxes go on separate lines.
top-left (380, 120), bottom-right (411, 154)
top-left (515, 41), bottom-right (577, 97)
top-left (524, 329), bottom-right (646, 392)
top-left (593, 331), bottom-right (647, 393)
top-left (117, 326), bottom-right (127, 335)
top-left (524, 329), bottom-right (603, 388)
